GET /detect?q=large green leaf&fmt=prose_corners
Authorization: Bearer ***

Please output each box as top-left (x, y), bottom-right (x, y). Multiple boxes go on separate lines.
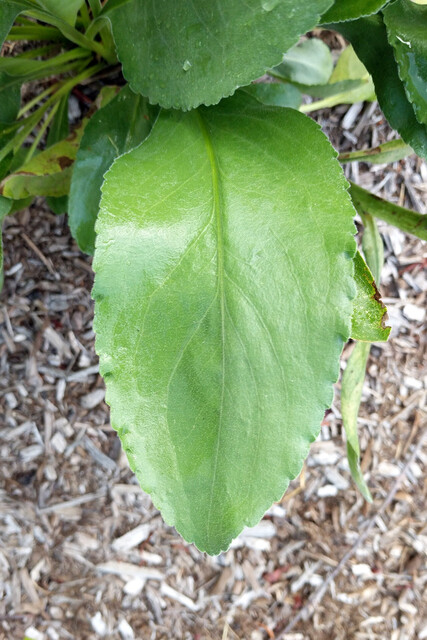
top-left (93, 93), bottom-right (357, 554)
top-left (351, 251), bottom-right (390, 342)
top-left (69, 85), bottom-right (158, 255)
top-left (273, 38), bottom-right (333, 85)
top-left (333, 16), bottom-right (427, 160)
top-left (383, 0), bottom-right (427, 126)
top-left (35, 0), bottom-right (85, 25)
top-left (108, 0), bottom-right (334, 110)
top-left (321, 0), bottom-right (389, 22)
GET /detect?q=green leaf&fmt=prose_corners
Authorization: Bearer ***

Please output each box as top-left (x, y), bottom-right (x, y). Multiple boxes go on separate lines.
top-left (321, 0), bottom-right (389, 22)
top-left (0, 72), bottom-right (21, 123)
top-left (0, 195), bottom-right (12, 290)
top-left (242, 83), bottom-right (301, 109)
top-left (351, 251), bottom-right (390, 342)
top-left (0, 1), bottom-right (29, 47)
top-left (349, 181), bottom-right (427, 240)
top-left (93, 93), bottom-right (356, 554)
top-left (46, 92), bottom-right (70, 215)
top-left (338, 138), bottom-right (414, 164)
top-left (383, 0), bottom-right (427, 126)
top-left (341, 340), bottom-right (373, 501)
top-left (108, 0), bottom-right (334, 109)
top-left (361, 212), bottom-right (383, 283)
top-left (332, 16), bottom-right (427, 161)
top-left (69, 85), bottom-right (158, 255)
top-left (273, 38), bottom-right (334, 85)
top-left (0, 121), bottom-right (86, 199)
top-left (35, 0), bottom-right (85, 25)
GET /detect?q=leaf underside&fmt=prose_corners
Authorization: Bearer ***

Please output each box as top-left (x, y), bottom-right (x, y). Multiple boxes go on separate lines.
top-left (108, 0), bottom-right (334, 110)
top-left (93, 94), bottom-right (356, 554)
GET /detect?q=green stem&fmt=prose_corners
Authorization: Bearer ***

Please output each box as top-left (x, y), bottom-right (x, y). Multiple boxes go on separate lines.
top-left (18, 83), bottom-right (59, 118)
top-left (23, 9), bottom-right (110, 60)
top-left (350, 182), bottom-right (427, 241)
top-left (79, 2), bottom-right (92, 29)
top-left (339, 139), bottom-right (414, 165)
top-left (0, 63), bottom-right (105, 164)
top-left (88, 0), bottom-right (102, 17)
top-left (23, 102), bottom-right (59, 164)
top-left (8, 25), bottom-right (65, 42)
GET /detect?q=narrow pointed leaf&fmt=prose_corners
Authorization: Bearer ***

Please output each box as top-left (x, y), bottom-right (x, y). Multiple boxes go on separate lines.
top-left (69, 85), bottom-right (158, 255)
top-left (332, 16), bottom-right (427, 161)
top-left (93, 94), bottom-right (356, 554)
top-left (321, 0), bottom-right (389, 22)
top-left (108, 0), bottom-right (334, 110)
top-left (349, 181), bottom-right (427, 240)
top-left (383, 0), bottom-right (427, 126)
top-left (242, 83), bottom-right (301, 109)
top-left (339, 139), bottom-right (414, 164)
top-left (0, 195), bottom-right (12, 290)
top-left (351, 251), bottom-right (390, 342)
top-left (341, 341), bottom-right (373, 501)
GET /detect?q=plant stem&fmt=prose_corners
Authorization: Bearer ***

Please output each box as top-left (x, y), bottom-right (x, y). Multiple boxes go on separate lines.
top-left (23, 102), bottom-right (60, 164)
top-left (339, 139), bottom-right (414, 165)
top-left (350, 182), bottom-right (427, 241)
top-left (88, 0), bottom-right (102, 17)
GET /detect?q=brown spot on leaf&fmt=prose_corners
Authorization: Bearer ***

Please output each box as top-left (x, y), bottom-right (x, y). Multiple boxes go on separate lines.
top-left (58, 156), bottom-right (73, 170)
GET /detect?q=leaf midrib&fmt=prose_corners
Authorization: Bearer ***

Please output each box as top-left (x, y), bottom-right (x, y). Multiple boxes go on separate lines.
top-left (195, 110), bottom-right (226, 546)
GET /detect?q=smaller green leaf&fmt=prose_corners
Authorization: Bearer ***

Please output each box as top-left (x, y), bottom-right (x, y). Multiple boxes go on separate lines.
top-left (339, 139), bottom-right (414, 164)
top-left (383, 0), bottom-right (427, 126)
top-left (0, 122), bottom-right (86, 199)
top-left (341, 340), bottom-right (373, 502)
top-left (350, 181), bottom-right (427, 240)
top-left (0, 72), bottom-right (21, 123)
top-left (242, 83), bottom-right (301, 109)
top-left (351, 251), bottom-right (390, 342)
top-left (35, 0), bottom-right (85, 25)
top-left (0, 195), bottom-right (13, 290)
top-left (321, 0), bottom-right (389, 22)
top-left (69, 85), bottom-right (158, 255)
top-left (0, 1), bottom-right (29, 48)
top-left (273, 38), bottom-right (333, 86)
top-left (333, 16), bottom-right (427, 161)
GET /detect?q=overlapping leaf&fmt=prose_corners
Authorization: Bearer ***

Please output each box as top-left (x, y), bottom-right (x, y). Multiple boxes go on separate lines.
top-left (93, 93), bottom-right (356, 554)
top-left (333, 16), bottom-right (427, 161)
top-left (383, 0), bottom-right (427, 126)
top-left (321, 0), bottom-right (389, 22)
top-left (107, 0), bottom-right (334, 109)
top-left (69, 85), bottom-right (157, 255)
top-left (351, 251), bottom-right (390, 342)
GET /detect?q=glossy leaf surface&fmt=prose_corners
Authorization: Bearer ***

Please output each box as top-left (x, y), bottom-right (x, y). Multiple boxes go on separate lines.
top-left (69, 85), bottom-right (157, 255)
top-left (334, 16), bottom-right (427, 161)
top-left (383, 0), bottom-right (427, 125)
top-left (108, 0), bottom-right (333, 109)
top-left (321, 0), bottom-right (388, 22)
top-left (273, 38), bottom-right (333, 85)
top-left (93, 94), bottom-right (356, 554)
top-left (351, 251), bottom-right (389, 342)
